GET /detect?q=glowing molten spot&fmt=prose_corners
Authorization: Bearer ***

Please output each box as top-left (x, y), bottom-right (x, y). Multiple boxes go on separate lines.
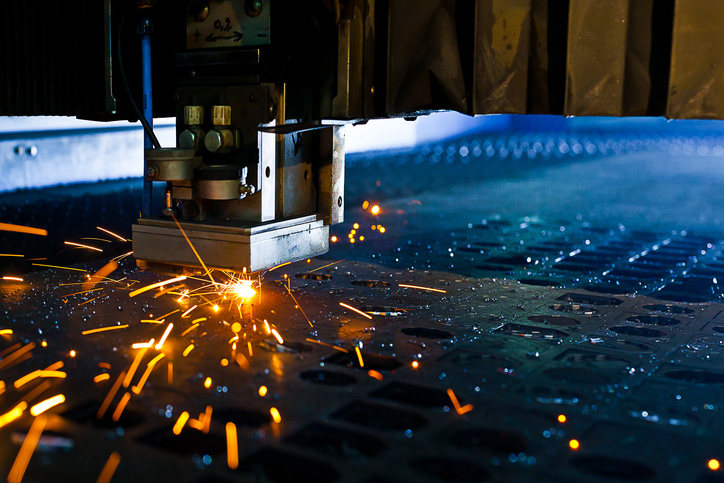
top-left (709, 459), bottom-right (721, 471)
top-left (233, 281), bottom-right (256, 299)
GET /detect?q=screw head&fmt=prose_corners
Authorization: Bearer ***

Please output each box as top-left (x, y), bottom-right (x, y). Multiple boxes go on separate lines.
top-left (245, 0), bottom-right (262, 17)
top-left (146, 165), bottom-right (159, 179)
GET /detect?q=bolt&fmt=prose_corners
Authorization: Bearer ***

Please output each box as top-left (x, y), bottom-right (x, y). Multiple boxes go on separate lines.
top-left (245, 0), bottom-right (262, 17)
top-left (146, 165), bottom-right (159, 179)
top-left (190, 1), bottom-right (209, 22)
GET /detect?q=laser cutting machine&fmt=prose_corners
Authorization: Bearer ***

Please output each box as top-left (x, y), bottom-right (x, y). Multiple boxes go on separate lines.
top-left (1, 0), bottom-right (724, 274)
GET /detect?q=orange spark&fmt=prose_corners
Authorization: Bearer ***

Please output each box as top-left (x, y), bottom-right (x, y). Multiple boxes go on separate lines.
top-left (132, 353), bottom-right (166, 394)
top-left (82, 324), bottom-right (129, 336)
top-left (226, 422), bottom-right (239, 469)
top-left (202, 406), bottom-right (212, 433)
top-left (398, 284), bottom-right (446, 293)
top-left (270, 407), bottom-right (282, 424)
top-left (30, 394), bottom-right (65, 416)
top-left (111, 392), bottom-right (131, 422)
top-left (96, 452), bottom-right (121, 483)
top-left (97, 227), bottom-right (127, 242)
top-left (558, 414), bottom-right (567, 423)
top-left (94, 373), bottom-right (111, 383)
top-left (271, 328), bottom-right (284, 345)
top-left (7, 414), bottom-right (47, 483)
top-left (2, 277), bottom-right (23, 282)
top-left (69, 350), bottom-right (76, 357)
top-left (32, 263), bottom-right (87, 272)
top-left (247, 342), bottom-right (253, 357)
top-left (340, 302), bottom-right (373, 320)
top-left (123, 347), bottom-right (149, 388)
top-left (183, 344), bottom-right (195, 357)
top-left (235, 353), bottom-right (250, 370)
top-left (64, 241), bottom-right (103, 252)
top-left (368, 370), bottom-right (383, 381)
top-left (709, 459), bottom-right (721, 471)
top-left (154, 323), bottom-right (173, 350)
top-left (14, 370), bottom-right (66, 389)
top-left (173, 411), bottom-right (190, 435)
top-left (181, 305), bottom-right (198, 318)
top-left (167, 362), bottom-right (173, 384)
top-left (171, 214), bottom-right (216, 284)
top-left (129, 276), bottom-right (187, 298)
top-left (0, 343), bottom-right (35, 372)
top-left (204, 377), bottom-right (212, 389)
top-left (0, 402), bottom-right (27, 429)
top-left (412, 361), bottom-right (419, 369)
top-left (0, 329), bottom-right (13, 335)
top-left (181, 324), bottom-right (200, 337)
top-left (131, 339), bottom-right (154, 349)
top-left (258, 386), bottom-right (268, 397)
top-left (0, 222), bottom-right (47, 237)
top-left (82, 260), bottom-right (119, 291)
top-left (97, 371), bottom-right (126, 419)
top-left (569, 439), bottom-right (580, 450)
top-left (447, 388), bottom-right (473, 415)
top-left (370, 205), bottom-right (380, 214)
top-left (355, 347), bottom-right (365, 367)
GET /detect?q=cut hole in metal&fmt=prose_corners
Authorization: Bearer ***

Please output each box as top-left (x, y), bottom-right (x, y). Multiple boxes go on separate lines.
top-left (62, 400), bottom-right (144, 430)
top-left (626, 315), bottom-right (680, 326)
top-left (496, 323), bottom-right (569, 340)
top-left (570, 455), bottom-right (656, 480)
top-left (295, 273), bottom-right (332, 280)
top-left (299, 369), bottom-right (357, 386)
top-left (330, 401), bottom-right (428, 431)
top-left (544, 367), bottom-right (611, 384)
top-left (609, 326), bottom-right (666, 338)
top-left (664, 369), bottom-right (724, 384)
top-left (449, 428), bottom-right (528, 455)
top-left (324, 351), bottom-right (403, 371)
top-left (351, 280), bottom-right (391, 288)
top-left (643, 304), bottom-right (693, 314)
top-left (371, 382), bottom-right (453, 408)
top-left (557, 293), bottom-right (623, 305)
top-left (136, 425), bottom-right (226, 457)
top-left (285, 423), bottom-right (387, 458)
top-left (409, 456), bottom-right (490, 482)
top-left (213, 407), bottom-right (272, 428)
top-left (550, 304), bottom-right (597, 314)
top-left (401, 327), bottom-right (454, 339)
top-left (528, 315), bottom-right (580, 326)
top-left (237, 447), bottom-right (339, 483)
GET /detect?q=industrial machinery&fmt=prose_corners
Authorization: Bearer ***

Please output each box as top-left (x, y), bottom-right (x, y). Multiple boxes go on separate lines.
top-left (2, 0), bottom-right (724, 274)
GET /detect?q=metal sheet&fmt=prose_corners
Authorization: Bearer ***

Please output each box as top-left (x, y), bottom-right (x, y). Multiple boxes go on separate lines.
top-left (473, 0), bottom-right (532, 114)
top-left (667, 0), bottom-right (724, 119)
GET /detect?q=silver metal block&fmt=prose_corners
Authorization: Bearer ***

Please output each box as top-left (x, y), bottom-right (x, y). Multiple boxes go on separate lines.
top-left (132, 215), bottom-right (329, 273)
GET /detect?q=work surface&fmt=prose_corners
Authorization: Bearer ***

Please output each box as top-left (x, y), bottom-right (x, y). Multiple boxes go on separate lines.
top-left (2, 128), bottom-right (724, 482)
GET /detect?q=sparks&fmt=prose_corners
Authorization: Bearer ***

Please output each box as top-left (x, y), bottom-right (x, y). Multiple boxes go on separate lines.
top-left (69, 350), bottom-right (76, 357)
top-left (14, 370), bottom-right (66, 388)
top-left (271, 328), bottom-right (284, 345)
top-left (64, 241), bottom-right (103, 252)
top-left (96, 452), bottom-right (121, 483)
top-left (2, 276), bottom-right (23, 282)
top-left (97, 371), bottom-right (126, 419)
top-left (558, 414), bottom-right (567, 423)
top-left (94, 373), bottom-right (111, 383)
top-left (111, 392), bottom-right (131, 422)
top-left (7, 414), bottom-right (47, 483)
top-left (154, 323), bottom-right (173, 350)
top-left (0, 402), bottom-right (27, 429)
top-left (204, 377), bottom-right (212, 389)
top-left (0, 222), bottom-right (47, 237)
top-left (30, 394), bottom-right (66, 416)
top-left (569, 439), bottom-right (580, 450)
top-left (183, 344), bottom-right (195, 357)
top-left (226, 422), bottom-right (239, 470)
top-left (82, 324), bottom-right (129, 336)
top-left (123, 347), bottom-right (149, 387)
top-left (131, 339), bottom-right (155, 349)
top-left (181, 305), bottom-right (198, 318)
top-left (132, 354), bottom-right (166, 395)
top-left (368, 370), bottom-right (383, 381)
top-left (173, 412), bottom-right (190, 435)
top-left (128, 275), bottom-right (188, 298)
top-left (270, 407), bottom-right (282, 424)
top-left (398, 284), bottom-right (447, 293)
top-left (370, 205), bottom-right (380, 214)
top-left (258, 386), bottom-right (268, 397)
top-left (171, 214), bottom-right (216, 284)
top-left (0, 329), bottom-right (13, 335)
top-left (305, 338), bottom-right (349, 353)
top-left (181, 324), bottom-right (200, 337)
top-left (97, 226), bottom-right (127, 242)
top-left (447, 388), bottom-right (473, 415)
top-left (232, 280), bottom-right (256, 299)
top-left (340, 302), bottom-right (373, 320)
top-left (355, 346), bottom-right (365, 367)
top-left (412, 361), bottom-right (419, 369)
top-left (709, 459), bottom-right (721, 471)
